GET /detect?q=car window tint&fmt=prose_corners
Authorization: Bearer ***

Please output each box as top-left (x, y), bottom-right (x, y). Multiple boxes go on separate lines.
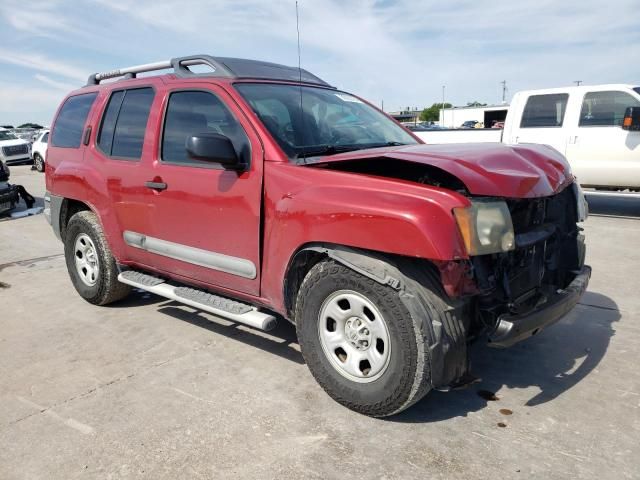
top-left (579, 91), bottom-right (640, 127)
top-left (111, 88), bottom-right (154, 159)
top-left (42, 132), bottom-right (49, 143)
top-left (51, 93), bottom-right (98, 148)
top-left (97, 90), bottom-right (125, 154)
top-left (520, 94), bottom-right (569, 128)
top-left (162, 90), bottom-right (249, 166)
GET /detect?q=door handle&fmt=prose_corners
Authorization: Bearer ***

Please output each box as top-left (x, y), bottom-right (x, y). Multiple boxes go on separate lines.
top-left (145, 181), bottom-right (167, 191)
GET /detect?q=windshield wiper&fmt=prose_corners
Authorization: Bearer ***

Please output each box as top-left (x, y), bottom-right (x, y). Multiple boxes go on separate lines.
top-left (296, 145), bottom-right (364, 160)
top-left (296, 142), bottom-right (408, 161)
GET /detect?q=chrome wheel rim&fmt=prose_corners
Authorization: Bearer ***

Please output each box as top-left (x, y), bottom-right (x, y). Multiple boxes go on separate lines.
top-left (318, 290), bottom-right (391, 383)
top-left (74, 233), bottom-right (99, 287)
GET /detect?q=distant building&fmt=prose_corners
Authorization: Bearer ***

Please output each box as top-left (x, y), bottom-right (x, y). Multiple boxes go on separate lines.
top-left (388, 109), bottom-right (421, 124)
top-left (439, 104), bottom-right (509, 129)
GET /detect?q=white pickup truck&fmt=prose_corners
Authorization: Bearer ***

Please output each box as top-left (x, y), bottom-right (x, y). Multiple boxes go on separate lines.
top-left (415, 84), bottom-right (640, 190)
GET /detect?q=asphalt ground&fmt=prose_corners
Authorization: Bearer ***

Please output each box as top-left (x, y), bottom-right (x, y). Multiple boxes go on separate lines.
top-left (1, 165), bottom-right (639, 479)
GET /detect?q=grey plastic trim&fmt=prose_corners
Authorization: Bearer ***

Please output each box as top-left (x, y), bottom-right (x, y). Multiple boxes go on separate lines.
top-left (45, 191), bottom-right (64, 241)
top-left (123, 231), bottom-right (257, 279)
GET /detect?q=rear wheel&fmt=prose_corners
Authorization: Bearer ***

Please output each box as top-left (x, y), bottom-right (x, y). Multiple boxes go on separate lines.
top-left (33, 154), bottom-right (44, 172)
top-left (64, 211), bottom-right (131, 305)
top-left (295, 260), bottom-right (432, 417)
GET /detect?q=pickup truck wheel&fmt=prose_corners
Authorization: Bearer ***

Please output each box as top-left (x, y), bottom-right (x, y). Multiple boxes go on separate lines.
top-left (295, 260), bottom-right (431, 417)
top-left (33, 154), bottom-right (44, 172)
top-left (64, 211), bottom-right (131, 305)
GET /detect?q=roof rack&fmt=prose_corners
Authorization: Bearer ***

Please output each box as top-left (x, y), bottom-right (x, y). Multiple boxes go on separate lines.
top-left (86, 54), bottom-right (333, 88)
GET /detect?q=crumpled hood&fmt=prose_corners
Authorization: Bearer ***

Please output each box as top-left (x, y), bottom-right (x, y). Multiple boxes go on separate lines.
top-left (309, 142), bottom-right (573, 198)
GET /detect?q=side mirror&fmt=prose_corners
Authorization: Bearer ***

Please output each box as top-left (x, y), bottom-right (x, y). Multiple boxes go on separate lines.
top-left (622, 107), bottom-right (640, 131)
top-left (185, 133), bottom-right (244, 169)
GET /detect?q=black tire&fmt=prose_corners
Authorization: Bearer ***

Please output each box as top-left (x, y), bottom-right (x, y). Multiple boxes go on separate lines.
top-left (33, 154), bottom-right (45, 173)
top-left (64, 211), bottom-right (131, 305)
top-left (295, 260), bottom-right (433, 417)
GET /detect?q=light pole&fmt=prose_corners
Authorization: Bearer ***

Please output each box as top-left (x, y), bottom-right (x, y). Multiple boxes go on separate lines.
top-left (441, 85), bottom-right (446, 128)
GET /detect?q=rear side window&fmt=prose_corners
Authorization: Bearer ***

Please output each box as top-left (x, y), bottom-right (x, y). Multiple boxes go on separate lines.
top-left (97, 88), bottom-right (154, 159)
top-left (41, 132), bottom-right (49, 143)
top-left (161, 90), bottom-right (249, 166)
top-left (51, 93), bottom-right (97, 148)
top-left (520, 93), bottom-right (569, 128)
top-left (579, 91), bottom-right (640, 127)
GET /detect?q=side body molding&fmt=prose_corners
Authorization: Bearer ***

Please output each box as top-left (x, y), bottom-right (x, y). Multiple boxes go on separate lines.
top-left (123, 231), bottom-right (257, 279)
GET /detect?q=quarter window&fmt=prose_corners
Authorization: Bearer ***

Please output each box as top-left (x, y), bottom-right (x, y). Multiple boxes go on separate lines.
top-left (97, 88), bottom-right (154, 159)
top-left (520, 93), bottom-right (569, 128)
top-left (579, 90), bottom-right (640, 127)
top-left (161, 90), bottom-right (249, 166)
top-left (41, 132), bottom-right (49, 143)
top-left (51, 92), bottom-right (98, 148)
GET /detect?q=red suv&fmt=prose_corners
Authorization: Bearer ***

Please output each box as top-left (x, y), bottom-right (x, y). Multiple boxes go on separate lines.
top-left (45, 55), bottom-right (590, 417)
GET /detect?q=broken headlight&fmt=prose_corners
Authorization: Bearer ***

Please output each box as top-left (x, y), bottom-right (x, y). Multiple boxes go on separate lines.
top-left (454, 200), bottom-right (515, 256)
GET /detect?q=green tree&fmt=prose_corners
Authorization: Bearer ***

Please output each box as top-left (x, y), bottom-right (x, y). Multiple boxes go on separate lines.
top-left (17, 123), bottom-right (43, 129)
top-left (419, 103), bottom-right (452, 122)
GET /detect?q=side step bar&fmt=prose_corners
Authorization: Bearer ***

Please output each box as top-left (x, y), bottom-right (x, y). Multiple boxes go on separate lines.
top-left (118, 270), bottom-right (277, 331)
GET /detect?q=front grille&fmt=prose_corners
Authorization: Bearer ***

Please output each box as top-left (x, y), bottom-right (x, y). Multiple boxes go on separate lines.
top-left (2, 144), bottom-right (29, 156)
top-left (472, 186), bottom-right (581, 317)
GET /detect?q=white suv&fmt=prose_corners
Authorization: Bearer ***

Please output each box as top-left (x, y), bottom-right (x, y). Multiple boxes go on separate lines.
top-left (0, 129), bottom-right (31, 167)
top-left (31, 129), bottom-right (49, 172)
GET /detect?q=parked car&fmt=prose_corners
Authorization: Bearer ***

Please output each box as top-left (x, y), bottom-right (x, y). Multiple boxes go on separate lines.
top-left (415, 84), bottom-right (640, 191)
top-left (0, 130), bottom-right (31, 166)
top-left (460, 120), bottom-right (479, 128)
top-left (31, 129), bottom-right (49, 172)
top-left (45, 54), bottom-right (590, 417)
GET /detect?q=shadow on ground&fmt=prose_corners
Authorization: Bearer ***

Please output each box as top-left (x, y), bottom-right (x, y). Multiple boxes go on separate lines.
top-left (394, 291), bottom-right (619, 423)
top-left (115, 288), bottom-right (619, 422)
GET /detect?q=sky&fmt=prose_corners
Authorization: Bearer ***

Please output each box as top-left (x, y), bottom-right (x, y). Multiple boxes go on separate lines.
top-left (0, 0), bottom-right (639, 126)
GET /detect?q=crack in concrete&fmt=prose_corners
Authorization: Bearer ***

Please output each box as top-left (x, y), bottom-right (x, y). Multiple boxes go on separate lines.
top-left (2, 338), bottom-right (218, 432)
top-left (578, 302), bottom-right (620, 312)
top-left (0, 253), bottom-right (64, 272)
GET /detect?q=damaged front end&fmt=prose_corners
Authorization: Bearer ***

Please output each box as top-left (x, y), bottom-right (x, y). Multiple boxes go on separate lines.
top-left (465, 184), bottom-right (590, 347)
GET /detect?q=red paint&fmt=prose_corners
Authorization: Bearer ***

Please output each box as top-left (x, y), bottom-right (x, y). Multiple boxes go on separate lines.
top-left (47, 74), bottom-right (575, 316)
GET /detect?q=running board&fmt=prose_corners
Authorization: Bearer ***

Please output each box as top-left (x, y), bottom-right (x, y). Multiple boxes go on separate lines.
top-left (118, 270), bottom-right (277, 331)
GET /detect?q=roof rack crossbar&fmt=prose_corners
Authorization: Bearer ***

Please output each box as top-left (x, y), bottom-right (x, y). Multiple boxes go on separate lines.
top-left (86, 55), bottom-right (233, 86)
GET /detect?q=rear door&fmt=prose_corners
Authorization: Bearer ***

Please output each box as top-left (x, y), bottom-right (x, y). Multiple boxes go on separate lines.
top-left (565, 89), bottom-right (640, 188)
top-left (134, 83), bottom-right (263, 296)
top-left (89, 85), bottom-right (157, 266)
top-left (506, 92), bottom-right (571, 156)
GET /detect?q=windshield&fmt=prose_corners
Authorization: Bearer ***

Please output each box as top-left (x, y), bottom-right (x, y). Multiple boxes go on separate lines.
top-left (0, 131), bottom-right (18, 141)
top-left (235, 83), bottom-right (418, 160)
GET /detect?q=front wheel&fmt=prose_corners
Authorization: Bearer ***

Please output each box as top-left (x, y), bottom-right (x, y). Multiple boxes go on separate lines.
top-left (33, 154), bottom-right (44, 172)
top-left (295, 260), bottom-right (432, 417)
top-left (64, 211), bottom-right (131, 305)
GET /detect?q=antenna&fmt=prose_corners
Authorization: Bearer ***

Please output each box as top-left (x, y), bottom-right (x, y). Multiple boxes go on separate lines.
top-left (296, 1), bottom-right (302, 84)
top-left (295, 1), bottom-right (306, 161)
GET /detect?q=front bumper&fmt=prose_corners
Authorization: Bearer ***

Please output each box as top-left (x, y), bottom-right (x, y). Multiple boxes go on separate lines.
top-left (488, 265), bottom-right (591, 348)
top-left (4, 156), bottom-right (32, 166)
